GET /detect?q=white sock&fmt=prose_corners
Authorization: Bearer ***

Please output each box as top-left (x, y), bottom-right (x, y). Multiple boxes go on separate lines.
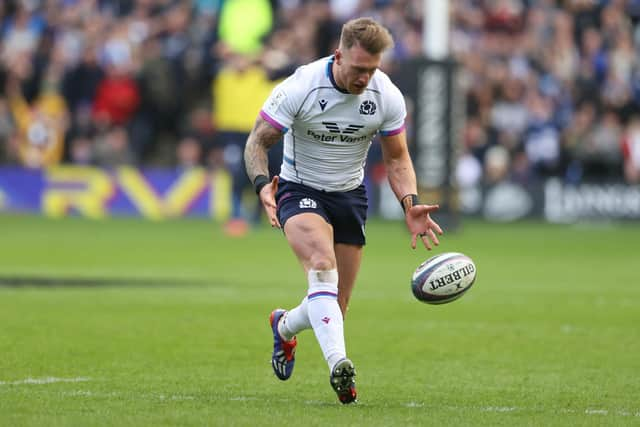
top-left (278, 296), bottom-right (311, 341)
top-left (306, 269), bottom-right (346, 370)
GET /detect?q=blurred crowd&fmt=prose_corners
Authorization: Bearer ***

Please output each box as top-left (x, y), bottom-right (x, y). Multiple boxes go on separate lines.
top-left (451, 0), bottom-right (640, 187)
top-left (0, 0), bottom-right (639, 192)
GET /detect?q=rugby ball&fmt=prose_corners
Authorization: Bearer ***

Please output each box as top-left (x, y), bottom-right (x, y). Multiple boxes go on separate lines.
top-left (411, 252), bottom-right (476, 304)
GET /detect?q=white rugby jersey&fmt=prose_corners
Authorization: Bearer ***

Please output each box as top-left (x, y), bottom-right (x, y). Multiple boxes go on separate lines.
top-left (260, 55), bottom-right (406, 192)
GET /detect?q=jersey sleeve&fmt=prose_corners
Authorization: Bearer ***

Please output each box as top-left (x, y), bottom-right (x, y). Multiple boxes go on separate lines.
top-left (379, 82), bottom-right (407, 136)
top-left (259, 70), bottom-right (303, 133)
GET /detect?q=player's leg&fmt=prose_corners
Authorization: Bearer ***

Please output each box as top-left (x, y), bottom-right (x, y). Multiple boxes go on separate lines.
top-left (285, 213), bottom-right (356, 403)
top-left (329, 183), bottom-right (367, 317)
top-left (318, 186), bottom-right (365, 403)
top-left (281, 248), bottom-right (356, 354)
top-left (283, 213), bottom-right (348, 369)
top-left (269, 211), bottom-right (338, 381)
top-left (284, 212), bottom-right (336, 271)
top-left (334, 243), bottom-right (363, 317)
top-left (277, 296), bottom-right (310, 341)
top-left (269, 182), bottom-right (336, 381)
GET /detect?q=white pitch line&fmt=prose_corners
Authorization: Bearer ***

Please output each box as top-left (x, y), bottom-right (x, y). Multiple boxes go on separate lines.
top-left (404, 402), bottom-right (425, 408)
top-left (62, 390), bottom-right (119, 398)
top-left (62, 390), bottom-right (95, 397)
top-left (404, 404), bottom-right (639, 417)
top-left (229, 396), bottom-right (259, 402)
top-left (480, 406), bottom-right (517, 413)
top-left (158, 394), bottom-right (196, 401)
top-left (0, 377), bottom-right (90, 385)
top-left (585, 409), bottom-right (608, 415)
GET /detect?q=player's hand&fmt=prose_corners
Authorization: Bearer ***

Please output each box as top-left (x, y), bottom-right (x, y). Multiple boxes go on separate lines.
top-left (258, 176), bottom-right (281, 228)
top-left (405, 204), bottom-right (443, 250)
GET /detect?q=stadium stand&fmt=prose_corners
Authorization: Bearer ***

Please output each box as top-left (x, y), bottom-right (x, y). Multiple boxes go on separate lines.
top-left (1, 0), bottom-right (639, 187)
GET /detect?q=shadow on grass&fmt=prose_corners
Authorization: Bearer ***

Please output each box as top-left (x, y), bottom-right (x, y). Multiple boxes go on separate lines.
top-left (0, 275), bottom-right (209, 288)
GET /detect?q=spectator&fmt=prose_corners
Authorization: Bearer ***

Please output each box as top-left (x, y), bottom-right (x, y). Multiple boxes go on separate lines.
top-left (1, 3), bottom-right (44, 64)
top-left (68, 133), bottom-right (94, 165)
top-left (176, 136), bottom-right (202, 170)
top-left (92, 59), bottom-right (140, 129)
top-left (135, 37), bottom-right (181, 160)
top-left (490, 77), bottom-right (528, 143)
top-left (0, 98), bottom-right (14, 163)
top-left (211, 48), bottom-right (280, 232)
top-left (63, 43), bottom-right (105, 126)
top-left (562, 101), bottom-right (597, 183)
top-left (218, 0), bottom-right (273, 56)
top-left (456, 150), bottom-right (483, 189)
top-left (93, 125), bottom-right (133, 168)
top-left (622, 116), bottom-right (640, 184)
top-left (484, 144), bottom-right (511, 184)
top-left (577, 109), bottom-right (623, 180)
top-left (523, 90), bottom-right (561, 178)
top-left (5, 69), bottom-right (68, 169)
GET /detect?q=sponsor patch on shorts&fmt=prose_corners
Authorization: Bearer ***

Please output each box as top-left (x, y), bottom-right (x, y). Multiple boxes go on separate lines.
top-left (299, 198), bottom-right (317, 209)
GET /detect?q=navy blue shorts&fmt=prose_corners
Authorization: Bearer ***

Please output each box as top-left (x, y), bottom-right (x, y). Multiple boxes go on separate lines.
top-left (275, 179), bottom-right (368, 245)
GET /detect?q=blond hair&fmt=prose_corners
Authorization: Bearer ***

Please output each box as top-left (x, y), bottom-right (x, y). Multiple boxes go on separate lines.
top-left (339, 17), bottom-right (394, 54)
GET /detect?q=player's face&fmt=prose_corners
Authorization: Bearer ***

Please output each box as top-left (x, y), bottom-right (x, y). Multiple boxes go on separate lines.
top-left (335, 43), bottom-right (381, 95)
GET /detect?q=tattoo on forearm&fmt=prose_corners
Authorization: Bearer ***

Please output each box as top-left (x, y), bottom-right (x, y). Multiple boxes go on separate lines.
top-left (244, 117), bottom-right (283, 182)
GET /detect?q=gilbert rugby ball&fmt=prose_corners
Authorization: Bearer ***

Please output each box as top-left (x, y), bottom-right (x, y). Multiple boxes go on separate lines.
top-left (411, 252), bottom-right (476, 304)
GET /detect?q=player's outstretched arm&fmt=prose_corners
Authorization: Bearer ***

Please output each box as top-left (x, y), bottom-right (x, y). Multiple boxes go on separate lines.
top-left (380, 131), bottom-right (443, 250)
top-left (244, 116), bottom-right (284, 228)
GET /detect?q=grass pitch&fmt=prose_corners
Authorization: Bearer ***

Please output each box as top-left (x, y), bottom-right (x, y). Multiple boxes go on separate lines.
top-left (0, 214), bottom-right (639, 426)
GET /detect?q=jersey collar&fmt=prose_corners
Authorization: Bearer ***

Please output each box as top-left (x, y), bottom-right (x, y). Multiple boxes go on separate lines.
top-left (326, 56), bottom-right (349, 94)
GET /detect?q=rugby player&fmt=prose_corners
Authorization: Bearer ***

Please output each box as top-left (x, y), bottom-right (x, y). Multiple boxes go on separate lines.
top-left (244, 17), bottom-right (443, 404)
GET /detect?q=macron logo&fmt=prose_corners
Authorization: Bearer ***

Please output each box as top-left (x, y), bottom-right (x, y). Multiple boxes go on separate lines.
top-left (321, 317), bottom-right (331, 324)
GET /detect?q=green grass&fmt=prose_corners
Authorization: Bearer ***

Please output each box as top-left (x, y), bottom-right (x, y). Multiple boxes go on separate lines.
top-left (0, 214), bottom-right (639, 426)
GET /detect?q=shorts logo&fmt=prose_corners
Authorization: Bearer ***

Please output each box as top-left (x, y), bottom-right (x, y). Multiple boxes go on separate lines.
top-left (299, 198), bottom-right (317, 209)
top-left (359, 100), bottom-right (376, 115)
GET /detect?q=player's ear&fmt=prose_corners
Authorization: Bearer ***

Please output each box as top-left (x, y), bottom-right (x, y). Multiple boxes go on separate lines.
top-left (334, 49), bottom-right (342, 64)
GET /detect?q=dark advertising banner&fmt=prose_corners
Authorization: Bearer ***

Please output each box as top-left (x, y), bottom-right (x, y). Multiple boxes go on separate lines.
top-left (543, 179), bottom-right (640, 222)
top-left (394, 58), bottom-right (464, 230)
top-left (0, 166), bottom-right (232, 220)
top-left (457, 179), bottom-right (640, 223)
